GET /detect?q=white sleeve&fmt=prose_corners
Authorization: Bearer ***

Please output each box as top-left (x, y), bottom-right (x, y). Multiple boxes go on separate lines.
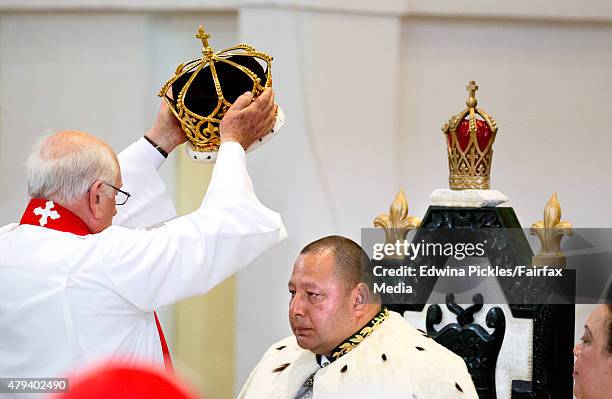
top-left (98, 141), bottom-right (287, 311)
top-left (113, 137), bottom-right (177, 228)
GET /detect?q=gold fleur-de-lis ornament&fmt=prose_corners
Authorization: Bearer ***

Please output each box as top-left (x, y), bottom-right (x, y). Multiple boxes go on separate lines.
top-left (374, 188), bottom-right (421, 258)
top-left (530, 193), bottom-right (573, 268)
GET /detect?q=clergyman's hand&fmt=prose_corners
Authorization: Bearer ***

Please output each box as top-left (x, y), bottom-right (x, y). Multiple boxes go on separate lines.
top-left (145, 90), bottom-right (186, 155)
top-left (219, 88), bottom-right (277, 150)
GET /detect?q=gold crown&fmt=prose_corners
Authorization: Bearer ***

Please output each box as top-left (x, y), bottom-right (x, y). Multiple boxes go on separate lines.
top-left (158, 25), bottom-right (273, 153)
top-left (442, 81), bottom-right (498, 190)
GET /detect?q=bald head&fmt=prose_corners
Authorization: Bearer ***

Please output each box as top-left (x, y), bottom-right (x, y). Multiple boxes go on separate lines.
top-left (27, 130), bottom-right (119, 205)
top-left (300, 235), bottom-right (375, 295)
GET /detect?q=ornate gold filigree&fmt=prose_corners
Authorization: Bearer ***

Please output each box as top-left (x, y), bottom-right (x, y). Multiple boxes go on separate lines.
top-left (373, 188), bottom-right (421, 257)
top-left (159, 25), bottom-right (273, 153)
top-left (331, 308), bottom-right (389, 360)
top-left (530, 193), bottom-right (573, 268)
top-left (442, 81), bottom-right (498, 190)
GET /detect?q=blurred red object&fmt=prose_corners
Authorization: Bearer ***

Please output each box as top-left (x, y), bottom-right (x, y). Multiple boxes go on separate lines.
top-left (52, 365), bottom-right (199, 399)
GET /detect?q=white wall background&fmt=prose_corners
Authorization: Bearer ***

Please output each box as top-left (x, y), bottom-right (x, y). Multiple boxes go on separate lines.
top-left (1, 1), bottom-right (610, 398)
top-left (398, 16), bottom-right (612, 227)
top-left (0, 12), bottom-right (152, 223)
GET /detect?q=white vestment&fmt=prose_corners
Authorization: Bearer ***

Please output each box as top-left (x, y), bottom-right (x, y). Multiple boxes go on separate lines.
top-left (0, 138), bottom-right (286, 379)
top-left (239, 311), bottom-right (478, 399)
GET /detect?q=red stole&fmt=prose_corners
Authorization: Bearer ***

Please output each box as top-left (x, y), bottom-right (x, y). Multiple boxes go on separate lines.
top-left (20, 198), bottom-right (174, 374)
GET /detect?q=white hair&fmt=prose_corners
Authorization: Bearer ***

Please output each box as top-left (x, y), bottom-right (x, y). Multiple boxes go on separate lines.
top-left (26, 131), bottom-right (119, 204)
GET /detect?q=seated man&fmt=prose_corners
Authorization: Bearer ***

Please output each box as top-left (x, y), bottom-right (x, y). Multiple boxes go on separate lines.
top-left (239, 235), bottom-right (477, 399)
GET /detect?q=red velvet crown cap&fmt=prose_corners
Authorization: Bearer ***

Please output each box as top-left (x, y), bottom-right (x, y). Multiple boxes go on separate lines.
top-left (447, 118), bottom-right (493, 152)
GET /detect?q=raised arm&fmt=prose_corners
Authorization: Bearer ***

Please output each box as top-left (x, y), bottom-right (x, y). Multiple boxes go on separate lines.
top-left (113, 96), bottom-right (185, 228)
top-left (100, 89), bottom-right (285, 310)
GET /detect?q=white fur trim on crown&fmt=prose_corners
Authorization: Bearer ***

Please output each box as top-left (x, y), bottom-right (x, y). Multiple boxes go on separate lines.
top-left (186, 106), bottom-right (285, 163)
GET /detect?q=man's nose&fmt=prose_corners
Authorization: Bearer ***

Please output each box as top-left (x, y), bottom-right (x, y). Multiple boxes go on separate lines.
top-left (573, 342), bottom-right (582, 358)
top-left (289, 293), bottom-right (305, 317)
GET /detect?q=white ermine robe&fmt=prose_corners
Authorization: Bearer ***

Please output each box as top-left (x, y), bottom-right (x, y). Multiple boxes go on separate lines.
top-left (0, 139), bottom-right (286, 378)
top-left (239, 311), bottom-right (478, 399)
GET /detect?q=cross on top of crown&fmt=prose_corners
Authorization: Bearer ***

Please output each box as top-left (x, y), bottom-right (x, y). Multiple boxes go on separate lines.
top-left (196, 25), bottom-right (211, 48)
top-left (466, 80), bottom-right (478, 108)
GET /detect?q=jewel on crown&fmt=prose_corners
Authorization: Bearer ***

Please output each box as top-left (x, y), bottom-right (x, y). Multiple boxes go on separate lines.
top-left (442, 81), bottom-right (498, 190)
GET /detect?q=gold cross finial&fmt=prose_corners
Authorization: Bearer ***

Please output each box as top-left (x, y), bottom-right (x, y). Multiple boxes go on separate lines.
top-left (466, 80), bottom-right (478, 108)
top-left (196, 25), bottom-right (211, 48)
top-left (466, 81), bottom-right (478, 96)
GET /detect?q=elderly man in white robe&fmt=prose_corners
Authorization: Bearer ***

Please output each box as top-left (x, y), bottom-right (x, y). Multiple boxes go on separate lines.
top-left (239, 235), bottom-right (477, 399)
top-left (0, 88), bottom-right (286, 380)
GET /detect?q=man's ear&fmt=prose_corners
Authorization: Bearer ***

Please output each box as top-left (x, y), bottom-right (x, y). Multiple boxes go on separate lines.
top-left (88, 180), bottom-right (105, 220)
top-left (352, 283), bottom-right (370, 311)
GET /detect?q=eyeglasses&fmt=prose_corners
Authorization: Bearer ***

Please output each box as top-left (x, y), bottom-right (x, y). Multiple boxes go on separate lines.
top-left (103, 182), bottom-right (131, 206)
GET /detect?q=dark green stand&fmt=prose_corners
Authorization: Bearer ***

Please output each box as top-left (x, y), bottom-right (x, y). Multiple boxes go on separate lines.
top-left (386, 206), bottom-right (575, 399)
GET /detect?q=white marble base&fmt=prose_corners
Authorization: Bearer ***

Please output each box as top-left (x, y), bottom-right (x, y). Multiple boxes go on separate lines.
top-left (430, 188), bottom-right (509, 208)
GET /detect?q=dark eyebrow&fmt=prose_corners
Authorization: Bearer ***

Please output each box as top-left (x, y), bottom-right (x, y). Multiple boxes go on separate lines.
top-left (584, 325), bottom-right (592, 336)
top-left (302, 282), bottom-right (321, 290)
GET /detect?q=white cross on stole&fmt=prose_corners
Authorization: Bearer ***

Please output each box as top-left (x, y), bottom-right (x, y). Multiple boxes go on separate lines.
top-left (33, 200), bottom-right (60, 226)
